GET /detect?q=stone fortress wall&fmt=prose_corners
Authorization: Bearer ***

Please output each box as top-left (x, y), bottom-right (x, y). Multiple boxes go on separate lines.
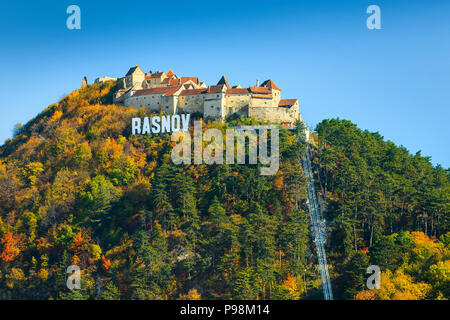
top-left (110, 65), bottom-right (301, 127)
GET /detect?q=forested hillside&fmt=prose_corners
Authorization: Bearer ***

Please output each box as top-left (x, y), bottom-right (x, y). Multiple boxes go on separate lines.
top-left (312, 119), bottom-right (449, 299)
top-left (0, 82), bottom-right (448, 299)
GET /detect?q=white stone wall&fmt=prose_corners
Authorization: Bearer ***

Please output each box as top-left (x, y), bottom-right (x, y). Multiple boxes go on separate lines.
top-left (178, 95), bottom-right (204, 114)
top-left (204, 94), bottom-right (226, 119)
top-left (95, 76), bottom-right (117, 84)
top-left (120, 83), bottom-right (300, 125)
top-left (126, 71), bottom-right (145, 89)
top-left (225, 94), bottom-right (251, 115)
top-left (125, 93), bottom-right (163, 111)
top-left (271, 89), bottom-right (281, 106)
top-left (249, 97), bottom-right (275, 108)
top-left (149, 73), bottom-right (166, 86)
top-left (161, 96), bottom-right (177, 114)
top-left (248, 106), bottom-right (300, 124)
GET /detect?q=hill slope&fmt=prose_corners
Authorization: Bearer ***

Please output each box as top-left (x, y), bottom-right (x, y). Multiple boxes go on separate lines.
top-left (0, 82), bottom-right (448, 299)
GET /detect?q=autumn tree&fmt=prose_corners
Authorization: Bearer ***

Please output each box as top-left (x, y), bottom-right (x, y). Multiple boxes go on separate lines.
top-left (0, 232), bottom-right (20, 263)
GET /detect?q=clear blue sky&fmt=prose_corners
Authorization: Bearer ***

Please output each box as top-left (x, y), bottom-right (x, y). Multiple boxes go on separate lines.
top-left (0, 0), bottom-right (449, 167)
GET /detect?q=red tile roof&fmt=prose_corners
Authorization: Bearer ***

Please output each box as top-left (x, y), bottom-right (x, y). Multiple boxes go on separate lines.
top-left (150, 72), bottom-right (164, 78)
top-left (261, 79), bottom-right (281, 91)
top-left (206, 84), bottom-right (226, 94)
top-left (166, 69), bottom-right (175, 78)
top-left (160, 78), bottom-right (181, 85)
top-left (133, 87), bottom-right (175, 96)
top-left (279, 99), bottom-right (298, 107)
top-left (180, 77), bottom-right (199, 84)
top-left (133, 87), bottom-right (170, 97)
top-left (249, 86), bottom-right (271, 94)
top-left (252, 94), bottom-right (273, 99)
top-left (169, 78), bottom-right (179, 85)
top-left (162, 85), bottom-right (183, 96)
top-left (226, 88), bottom-right (249, 95)
top-left (178, 88), bottom-right (207, 96)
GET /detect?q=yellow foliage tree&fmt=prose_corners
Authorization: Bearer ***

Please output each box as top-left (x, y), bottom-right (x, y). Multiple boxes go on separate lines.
top-left (355, 269), bottom-right (432, 300)
top-left (22, 162), bottom-right (44, 186)
top-left (179, 288), bottom-right (201, 300)
top-left (283, 275), bottom-right (301, 299)
top-left (5, 267), bottom-right (25, 289)
top-left (274, 172), bottom-right (284, 191)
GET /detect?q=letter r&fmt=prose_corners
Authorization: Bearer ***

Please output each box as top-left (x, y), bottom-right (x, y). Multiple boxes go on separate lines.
top-left (132, 118), bottom-right (141, 134)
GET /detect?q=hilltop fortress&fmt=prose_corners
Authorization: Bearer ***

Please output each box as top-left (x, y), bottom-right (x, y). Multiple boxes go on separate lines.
top-left (106, 65), bottom-right (301, 127)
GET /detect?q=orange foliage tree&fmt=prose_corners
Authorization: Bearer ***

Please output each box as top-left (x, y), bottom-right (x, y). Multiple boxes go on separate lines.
top-left (0, 232), bottom-right (20, 263)
top-left (101, 254), bottom-right (111, 272)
